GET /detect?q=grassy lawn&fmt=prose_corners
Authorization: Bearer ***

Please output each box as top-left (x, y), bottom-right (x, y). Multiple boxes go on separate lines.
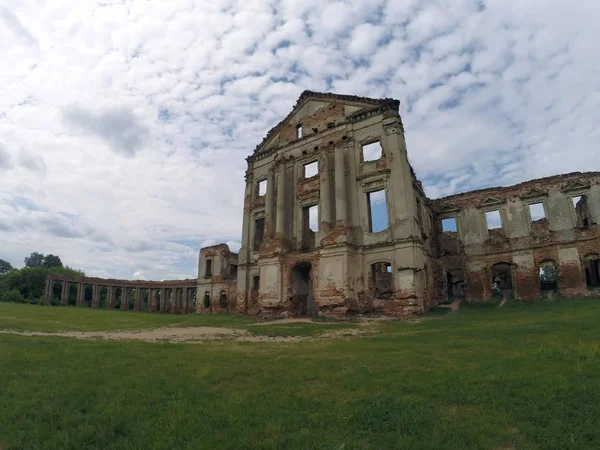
top-left (1, 298), bottom-right (600, 449)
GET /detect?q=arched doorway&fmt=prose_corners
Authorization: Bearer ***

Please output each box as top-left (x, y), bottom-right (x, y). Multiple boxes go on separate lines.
top-left (491, 263), bottom-right (513, 300)
top-left (291, 262), bottom-right (316, 317)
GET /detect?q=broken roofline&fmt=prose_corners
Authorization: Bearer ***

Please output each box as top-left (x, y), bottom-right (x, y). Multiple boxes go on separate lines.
top-left (434, 171), bottom-right (600, 204)
top-left (248, 90), bottom-right (400, 160)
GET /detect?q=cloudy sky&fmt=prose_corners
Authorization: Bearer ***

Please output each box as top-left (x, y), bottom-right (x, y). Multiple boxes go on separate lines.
top-left (1, 0), bottom-right (599, 280)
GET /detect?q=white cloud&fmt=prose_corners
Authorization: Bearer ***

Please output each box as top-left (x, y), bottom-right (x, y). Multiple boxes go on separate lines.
top-left (0, 0), bottom-right (599, 279)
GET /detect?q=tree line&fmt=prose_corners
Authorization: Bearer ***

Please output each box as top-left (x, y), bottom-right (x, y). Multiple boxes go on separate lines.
top-left (0, 253), bottom-right (84, 304)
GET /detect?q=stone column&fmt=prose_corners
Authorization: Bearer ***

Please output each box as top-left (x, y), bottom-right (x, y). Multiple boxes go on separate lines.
top-left (106, 285), bottom-right (113, 309)
top-left (61, 281), bottom-right (69, 306)
top-left (265, 168), bottom-right (275, 238)
top-left (76, 282), bottom-right (84, 306)
top-left (160, 288), bottom-right (167, 312)
top-left (45, 278), bottom-right (52, 305)
top-left (320, 151), bottom-right (333, 226)
top-left (148, 288), bottom-right (155, 312)
top-left (134, 287), bottom-right (141, 311)
top-left (91, 285), bottom-right (99, 308)
top-left (276, 164), bottom-right (286, 237)
top-left (182, 287), bottom-right (188, 314)
top-left (120, 287), bottom-right (129, 310)
top-left (335, 144), bottom-right (347, 225)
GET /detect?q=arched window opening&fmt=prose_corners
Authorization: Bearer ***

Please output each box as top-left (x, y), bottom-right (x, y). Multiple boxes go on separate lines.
top-left (204, 291), bottom-right (210, 308)
top-left (584, 254), bottom-right (600, 288)
top-left (539, 261), bottom-right (558, 292)
top-left (447, 270), bottom-right (465, 299)
top-left (219, 290), bottom-right (228, 309)
top-left (491, 263), bottom-right (513, 300)
top-left (371, 262), bottom-right (393, 299)
top-left (252, 275), bottom-right (260, 292)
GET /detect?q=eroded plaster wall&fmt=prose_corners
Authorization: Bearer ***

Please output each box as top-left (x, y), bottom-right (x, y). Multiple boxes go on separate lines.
top-left (434, 172), bottom-right (600, 302)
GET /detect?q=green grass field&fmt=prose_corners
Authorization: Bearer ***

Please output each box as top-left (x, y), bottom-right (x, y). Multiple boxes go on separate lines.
top-left (1, 299), bottom-right (600, 449)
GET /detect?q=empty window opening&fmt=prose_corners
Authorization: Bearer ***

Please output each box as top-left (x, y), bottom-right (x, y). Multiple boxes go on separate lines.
top-left (367, 189), bottom-right (388, 233)
top-left (219, 290), bottom-right (228, 309)
top-left (485, 210), bottom-right (502, 230)
top-left (304, 161), bottom-right (318, 178)
top-left (371, 262), bottom-right (393, 299)
top-left (252, 275), bottom-right (260, 292)
top-left (257, 180), bottom-right (267, 197)
top-left (584, 254), bottom-right (600, 288)
top-left (528, 203), bottom-right (546, 222)
top-left (297, 124), bottom-right (303, 139)
top-left (362, 141), bottom-right (382, 162)
top-left (572, 195), bottom-right (593, 228)
top-left (203, 291), bottom-right (210, 308)
top-left (491, 263), bottom-right (513, 300)
top-left (230, 264), bottom-right (237, 278)
top-left (447, 271), bottom-right (465, 299)
top-left (539, 261), bottom-right (558, 292)
top-left (442, 217), bottom-right (457, 232)
top-left (301, 205), bottom-right (318, 249)
top-left (253, 218), bottom-right (265, 251)
top-left (205, 259), bottom-right (212, 277)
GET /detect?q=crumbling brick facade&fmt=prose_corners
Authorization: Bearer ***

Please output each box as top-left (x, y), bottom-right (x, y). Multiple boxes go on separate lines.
top-left (200, 91), bottom-right (600, 317)
top-left (202, 91), bottom-right (436, 317)
top-left (434, 172), bottom-right (600, 302)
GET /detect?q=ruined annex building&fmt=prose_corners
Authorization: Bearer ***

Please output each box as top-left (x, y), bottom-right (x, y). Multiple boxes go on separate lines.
top-left (197, 90), bottom-right (600, 317)
top-left (45, 91), bottom-right (600, 316)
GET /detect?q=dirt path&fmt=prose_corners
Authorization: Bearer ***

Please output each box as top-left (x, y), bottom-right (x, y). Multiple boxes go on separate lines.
top-left (439, 298), bottom-right (462, 312)
top-left (0, 327), bottom-right (307, 343)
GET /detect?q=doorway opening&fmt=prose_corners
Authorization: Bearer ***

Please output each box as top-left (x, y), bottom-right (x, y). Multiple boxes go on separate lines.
top-left (291, 262), bottom-right (316, 317)
top-left (491, 263), bottom-right (513, 300)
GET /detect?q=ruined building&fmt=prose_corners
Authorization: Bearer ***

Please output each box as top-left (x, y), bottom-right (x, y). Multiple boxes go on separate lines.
top-left (198, 91), bottom-right (600, 317)
top-left (43, 91), bottom-right (600, 316)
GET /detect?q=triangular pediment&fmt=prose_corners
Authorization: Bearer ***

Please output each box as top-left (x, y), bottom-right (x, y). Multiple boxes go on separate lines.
top-left (563, 181), bottom-right (589, 192)
top-left (481, 196), bottom-right (502, 206)
top-left (440, 203), bottom-right (459, 212)
top-left (522, 187), bottom-right (545, 198)
top-left (251, 91), bottom-right (399, 157)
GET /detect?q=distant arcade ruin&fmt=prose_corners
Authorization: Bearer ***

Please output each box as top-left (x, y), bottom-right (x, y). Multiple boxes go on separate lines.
top-left (45, 275), bottom-right (198, 314)
top-left (45, 91), bottom-right (600, 316)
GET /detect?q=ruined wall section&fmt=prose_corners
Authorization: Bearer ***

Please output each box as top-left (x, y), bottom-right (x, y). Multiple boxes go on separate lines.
top-left (433, 172), bottom-right (600, 301)
top-left (197, 244), bottom-right (238, 314)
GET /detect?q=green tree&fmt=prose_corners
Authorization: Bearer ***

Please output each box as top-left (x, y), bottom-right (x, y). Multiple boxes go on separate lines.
top-left (0, 266), bottom-right (85, 304)
top-left (0, 289), bottom-right (26, 303)
top-left (43, 254), bottom-right (63, 268)
top-left (24, 252), bottom-right (45, 268)
top-left (0, 259), bottom-right (13, 275)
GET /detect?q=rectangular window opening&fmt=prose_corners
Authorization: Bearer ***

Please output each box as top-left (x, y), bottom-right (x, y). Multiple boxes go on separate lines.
top-left (257, 180), bottom-right (267, 197)
top-left (442, 217), bottom-right (457, 232)
top-left (362, 141), bottom-right (383, 162)
top-left (253, 218), bottom-right (265, 251)
top-left (528, 202), bottom-right (546, 221)
top-left (205, 259), bottom-right (212, 277)
top-left (302, 204), bottom-right (318, 232)
top-left (572, 194), bottom-right (593, 228)
top-left (304, 161), bottom-right (318, 178)
top-left (367, 189), bottom-right (388, 233)
top-left (485, 210), bottom-right (502, 230)
top-left (230, 264), bottom-right (237, 278)
top-left (297, 124), bottom-right (303, 139)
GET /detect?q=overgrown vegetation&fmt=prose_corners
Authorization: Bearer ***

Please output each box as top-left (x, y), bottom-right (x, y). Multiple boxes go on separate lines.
top-left (0, 253), bottom-right (84, 304)
top-left (1, 298), bottom-right (600, 449)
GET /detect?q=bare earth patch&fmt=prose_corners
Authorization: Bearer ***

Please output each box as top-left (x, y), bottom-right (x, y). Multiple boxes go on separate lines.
top-left (0, 327), bottom-right (323, 343)
top-left (0, 322), bottom-right (379, 343)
